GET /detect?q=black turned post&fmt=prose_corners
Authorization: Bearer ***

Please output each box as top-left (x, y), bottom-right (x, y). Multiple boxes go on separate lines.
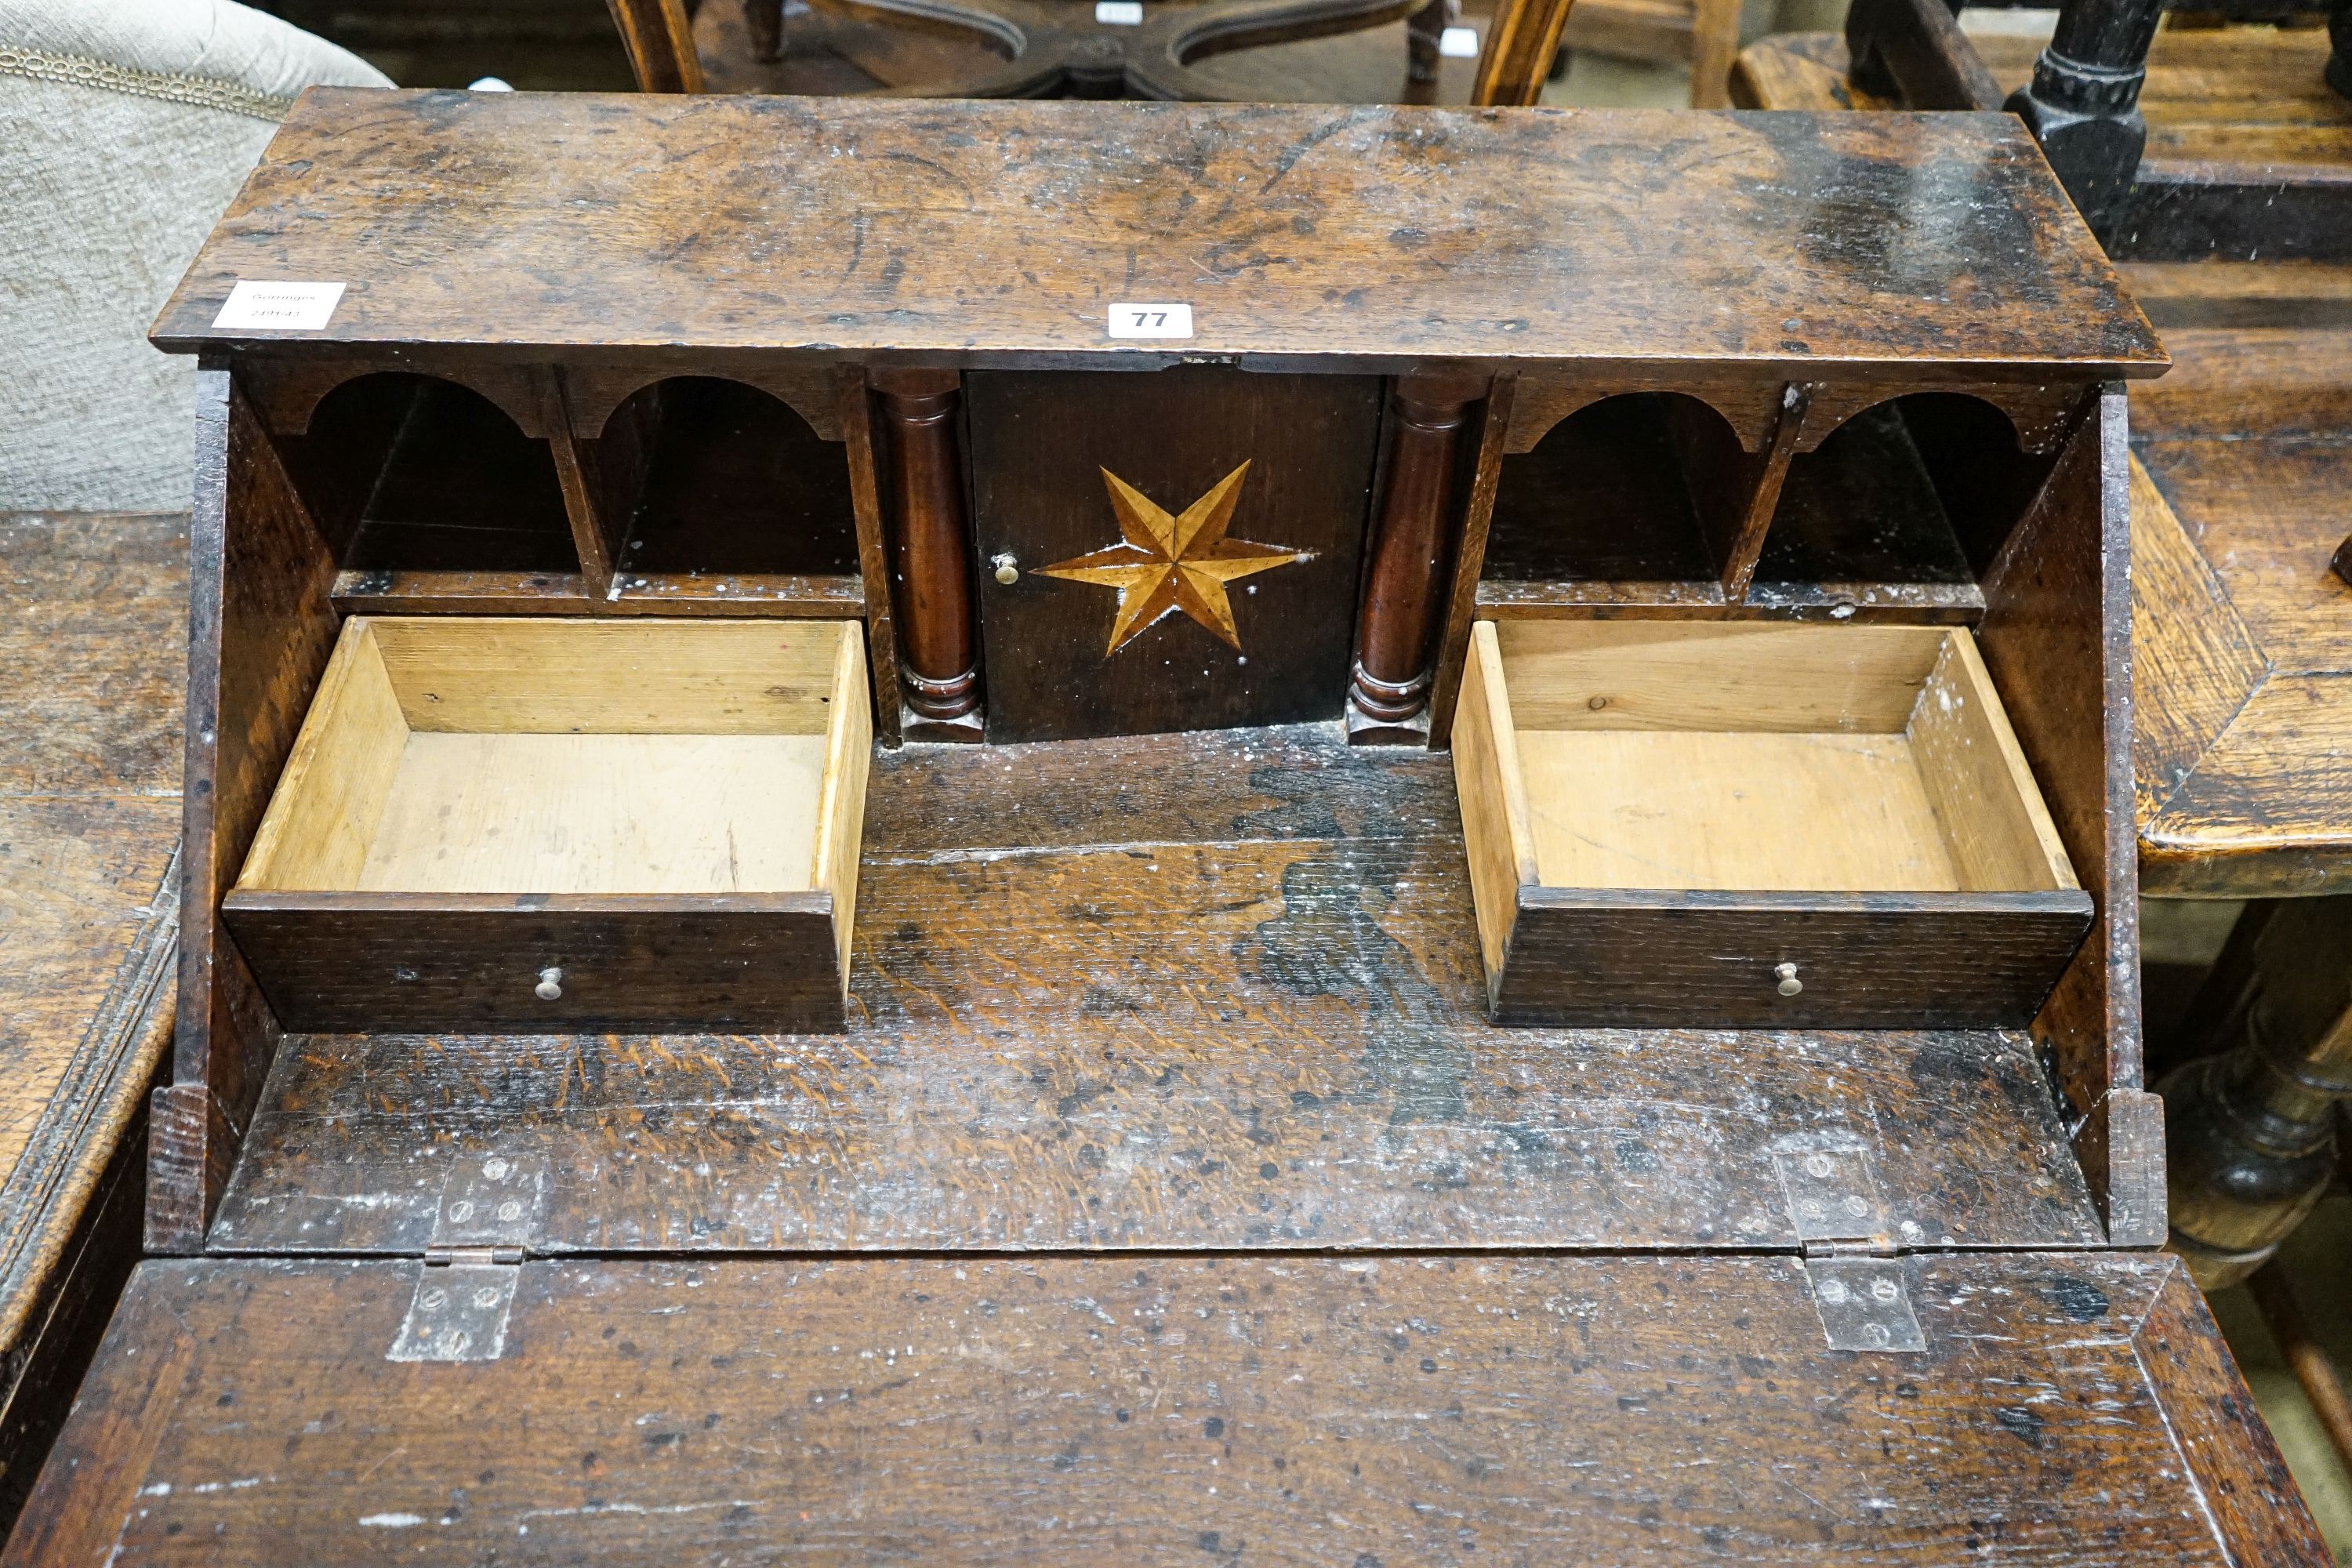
top-left (2003, 0), bottom-right (2163, 234)
top-left (2331, 0), bottom-right (2352, 101)
top-left (2160, 898), bottom-right (2352, 1287)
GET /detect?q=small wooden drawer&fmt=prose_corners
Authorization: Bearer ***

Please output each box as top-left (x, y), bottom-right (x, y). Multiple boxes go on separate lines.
top-left (224, 617), bottom-right (869, 1033)
top-left (1454, 619), bottom-right (2092, 1029)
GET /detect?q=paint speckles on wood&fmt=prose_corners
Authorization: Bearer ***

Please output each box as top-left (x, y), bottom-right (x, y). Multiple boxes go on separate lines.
top-left (11, 1251), bottom-right (2292, 1568)
top-left (211, 725), bottom-right (2100, 1255)
top-left (152, 93), bottom-right (2161, 376)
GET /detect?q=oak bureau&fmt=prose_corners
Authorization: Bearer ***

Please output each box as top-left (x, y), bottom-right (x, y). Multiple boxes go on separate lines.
top-left (8, 88), bottom-right (2328, 1566)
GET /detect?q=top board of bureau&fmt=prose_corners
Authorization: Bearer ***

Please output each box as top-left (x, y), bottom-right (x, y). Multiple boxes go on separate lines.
top-left (150, 90), bottom-right (2165, 379)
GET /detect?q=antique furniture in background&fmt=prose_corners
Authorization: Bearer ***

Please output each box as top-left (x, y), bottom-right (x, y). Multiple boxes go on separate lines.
top-left (3, 88), bottom-right (2329, 1563)
top-left (1557, 0), bottom-right (1743, 105)
top-left (604, 0), bottom-right (1575, 103)
top-left (1746, 0), bottom-right (2352, 258)
top-left (2162, 899), bottom-right (2352, 1286)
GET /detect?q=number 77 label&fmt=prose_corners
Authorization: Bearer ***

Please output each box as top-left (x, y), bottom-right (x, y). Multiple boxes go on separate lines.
top-left (1106, 303), bottom-right (1194, 339)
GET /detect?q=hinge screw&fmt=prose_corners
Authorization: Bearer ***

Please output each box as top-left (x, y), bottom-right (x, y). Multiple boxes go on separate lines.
top-left (1775, 961), bottom-right (1802, 996)
top-left (535, 967), bottom-right (564, 1001)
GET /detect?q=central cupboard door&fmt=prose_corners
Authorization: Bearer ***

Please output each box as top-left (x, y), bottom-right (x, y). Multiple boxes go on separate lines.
top-left (966, 366), bottom-right (1383, 743)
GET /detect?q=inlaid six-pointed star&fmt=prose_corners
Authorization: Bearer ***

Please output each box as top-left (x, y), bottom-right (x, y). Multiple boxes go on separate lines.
top-left (1036, 462), bottom-right (1311, 656)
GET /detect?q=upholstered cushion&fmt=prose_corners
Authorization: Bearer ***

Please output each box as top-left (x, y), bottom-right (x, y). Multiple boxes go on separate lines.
top-left (0, 0), bottom-right (390, 512)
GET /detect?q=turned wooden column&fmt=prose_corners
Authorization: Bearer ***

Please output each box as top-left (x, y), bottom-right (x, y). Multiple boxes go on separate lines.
top-left (1348, 373), bottom-right (1486, 739)
top-left (873, 369), bottom-right (982, 735)
top-left (2162, 897), bottom-right (2352, 1287)
top-left (2002, 0), bottom-right (2162, 233)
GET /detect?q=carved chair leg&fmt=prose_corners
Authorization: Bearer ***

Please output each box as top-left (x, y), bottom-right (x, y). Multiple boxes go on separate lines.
top-left (2002, 0), bottom-right (2161, 234)
top-left (2160, 895), bottom-right (2352, 1288)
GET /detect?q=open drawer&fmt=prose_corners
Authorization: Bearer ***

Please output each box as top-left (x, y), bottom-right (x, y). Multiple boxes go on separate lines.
top-left (1454, 619), bottom-right (2092, 1029)
top-left (223, 617), bottom-right (869, 1033)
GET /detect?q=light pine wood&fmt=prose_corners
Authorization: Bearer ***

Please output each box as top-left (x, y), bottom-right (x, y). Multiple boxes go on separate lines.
top-left (1493, 619), bottom-right (1947, 732)
top-left (365, 617), bottom-right (841, 735)
top-left (1468, 619), bottom-right (2078, 897)
top-left (1908, 629), bottom-right (2078, 893)
top-left (355, 733), bottom-right (825, 895)
top-left (237, 622), bottom-right (408, 893)
top-left (238, 617), bottom-right (866, 898)
top-left (1451, 622), bottom-right (1536, 976)
top-left (1519, 728), bottom-right (1961, 891)
top-left (811, 623), bottom-right (872, 988)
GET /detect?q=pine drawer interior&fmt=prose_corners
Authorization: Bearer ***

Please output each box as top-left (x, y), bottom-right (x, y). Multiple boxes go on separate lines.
top-left (1454, 619), bottom-right (2093, 1029)
top-left (223, 617), bottom-right (869, 1033)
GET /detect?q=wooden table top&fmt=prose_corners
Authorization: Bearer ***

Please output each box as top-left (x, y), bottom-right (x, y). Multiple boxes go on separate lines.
top-left (0, 512), bottom-right (183, 1523)
top-left (151, 90), bottom-right (2162, 379)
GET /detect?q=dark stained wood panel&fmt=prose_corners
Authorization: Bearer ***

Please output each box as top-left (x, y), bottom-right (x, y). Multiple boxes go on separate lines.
top-left (209, 726), bottom-right (2103, 1254)
top-left (151, 93), bottom-right (2162, 378)
top-left (10, 1251), bottom-right (2317, 1568)
top-left (968, 368), bottom-right (1380, 742)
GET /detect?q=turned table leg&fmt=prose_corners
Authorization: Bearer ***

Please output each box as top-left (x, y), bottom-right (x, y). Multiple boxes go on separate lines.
top-left (2003, 0), bottom-right (2161, 234)
top-left (2161, 897), bottom-right (2352, 1287)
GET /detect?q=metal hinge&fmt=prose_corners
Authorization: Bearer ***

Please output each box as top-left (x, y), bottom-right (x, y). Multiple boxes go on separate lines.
top-left (388, 1152), bottom-right (543, 1364)
top-left (1771, 1139), bottom-right (1926, 1354)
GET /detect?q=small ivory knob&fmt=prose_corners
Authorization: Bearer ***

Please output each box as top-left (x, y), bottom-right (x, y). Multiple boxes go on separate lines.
top-left (1774, 962), bottom-right (1802, 997)
top-left (535, 967), bottom-right (564, 1002)
top-left (992, 553), bottom-right (1019, 586)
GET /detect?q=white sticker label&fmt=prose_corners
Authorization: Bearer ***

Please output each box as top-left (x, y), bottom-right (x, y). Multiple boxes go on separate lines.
top-left (1107, 302), bottom-right (1192, 339)
top-left (1439, 24), bottom-right (1481, 56)
top-left (212, 280), bottom-right (347, 332)
top-left (1095, 2), bottom-right (1145, 22)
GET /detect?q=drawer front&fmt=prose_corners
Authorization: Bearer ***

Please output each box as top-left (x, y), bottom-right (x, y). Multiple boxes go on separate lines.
top-left (1494, 889), bottom-right (2093, 1029)
top-left (224, 892), bottom-right (844, 1033)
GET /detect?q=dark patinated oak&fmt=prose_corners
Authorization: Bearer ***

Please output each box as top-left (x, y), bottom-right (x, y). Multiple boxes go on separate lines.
top-left (153, 91), bottom-right (2162, 378)
top-left (209, 727), bottom-right (2105, 1257)
top-left (0, 514), bottom-right (184, 1533)
top-left (10, 1252), bottom-right (2323, 1566)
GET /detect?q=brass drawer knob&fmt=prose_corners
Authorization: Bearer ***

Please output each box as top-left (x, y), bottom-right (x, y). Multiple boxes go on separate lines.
top-left (1774, 962), bottom-right (1802, 997)
top-left (535, 967), bottom-right (564, 1002)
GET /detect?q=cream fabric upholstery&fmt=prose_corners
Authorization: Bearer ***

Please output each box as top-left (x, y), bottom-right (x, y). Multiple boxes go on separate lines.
top-left (1, 0), bottom-right (390, 511)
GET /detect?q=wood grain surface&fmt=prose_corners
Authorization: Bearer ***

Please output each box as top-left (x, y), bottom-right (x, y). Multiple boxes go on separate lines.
top-left (0, 512), bottom-right (187, 1528)
top-left (2130, 328), bottom-right (2352, 896)
top-left (151, 93), bottom-right (2161, 378)
top-left (209, 724), bottom-right (2100, 1254)
top-left (10, 1250), bottom-right (2323, 1567)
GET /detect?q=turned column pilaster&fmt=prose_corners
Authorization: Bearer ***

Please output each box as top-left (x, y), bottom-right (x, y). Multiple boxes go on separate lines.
top-left (873, 368), bottom-right (982, 736)
top-left (1348, 373), bottom-right (1486, 739)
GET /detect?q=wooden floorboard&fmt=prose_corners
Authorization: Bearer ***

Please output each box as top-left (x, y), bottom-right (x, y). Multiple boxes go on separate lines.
top-left (13, 1250), bottom-right (2313, 1568)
